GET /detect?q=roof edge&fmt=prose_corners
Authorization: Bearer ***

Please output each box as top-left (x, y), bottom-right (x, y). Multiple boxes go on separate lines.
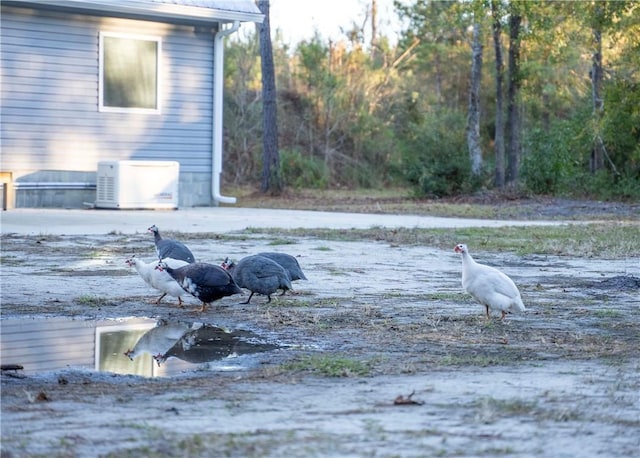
top-left (2, 0), bottom-right (264, 24)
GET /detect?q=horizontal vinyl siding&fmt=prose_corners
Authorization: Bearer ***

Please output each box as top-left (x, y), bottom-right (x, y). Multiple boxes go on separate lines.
top-left (1, 6), bottom-right (216, 175)
top-left (0, 317), bottom-right (158, 375)
top-left (0, 318), bottom-right (96, 374)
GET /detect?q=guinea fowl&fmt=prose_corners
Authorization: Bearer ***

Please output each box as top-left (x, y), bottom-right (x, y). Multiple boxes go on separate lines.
top-left (156, 262), bottom-right (242, 312)
top-left (124, 319), bottom-right (192, 361)
top-left (222, 255), bottom-right (292, 304)
top-left (126, 255), bottom-right (154, 289)
top-left (148, 224), bottom-right (196, 264)
top-left (126, 256), bottom-right (188, 306)
top-left (257, 252), bottom-right (308, 281)
top-left (454, 243), bottom-right (526, 320)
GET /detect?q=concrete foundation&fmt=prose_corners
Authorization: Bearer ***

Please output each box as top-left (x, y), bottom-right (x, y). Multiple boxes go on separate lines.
top-left (9, 170), bottom-right (215, 209)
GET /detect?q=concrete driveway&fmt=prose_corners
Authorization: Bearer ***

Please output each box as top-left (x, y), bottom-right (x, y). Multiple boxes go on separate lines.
top-left (0, 207), bottom-right (563, 236)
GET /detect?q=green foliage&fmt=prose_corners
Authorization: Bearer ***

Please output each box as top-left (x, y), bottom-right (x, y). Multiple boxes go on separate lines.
top-left (602, 81), bottom-right (640, 161)
top-left (523, 78), bottom-right (640, 200)
top-left (221, 1), bottom-right (639, 200)
top-left (280, 149), bottom-right (328, 189)
top-left (394, 111), bottom-right (476, 197)
top-left (522, 106), bottom-right (591, 195)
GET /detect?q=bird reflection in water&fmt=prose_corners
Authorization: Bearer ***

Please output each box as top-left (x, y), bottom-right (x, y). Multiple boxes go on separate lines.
top-left (124, 319), bottom-right (279, 367)
top-left (155, 325), bottom-right (279, 366)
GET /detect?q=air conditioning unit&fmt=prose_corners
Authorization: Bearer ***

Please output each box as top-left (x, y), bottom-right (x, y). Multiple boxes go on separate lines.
top-left (95, 160), bottom-right (179, 209)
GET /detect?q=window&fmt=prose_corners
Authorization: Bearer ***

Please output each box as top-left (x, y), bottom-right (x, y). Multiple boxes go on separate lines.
top-left (99, 32), bottom-right (161, 113)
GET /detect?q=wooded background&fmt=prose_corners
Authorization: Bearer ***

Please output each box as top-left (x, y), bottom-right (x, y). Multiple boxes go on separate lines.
top-left (223, 0), bottom-right (639, 200)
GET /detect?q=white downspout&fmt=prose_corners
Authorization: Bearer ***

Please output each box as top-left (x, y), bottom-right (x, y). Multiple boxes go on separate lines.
top-left (212, 20), bottom-right (240, 204)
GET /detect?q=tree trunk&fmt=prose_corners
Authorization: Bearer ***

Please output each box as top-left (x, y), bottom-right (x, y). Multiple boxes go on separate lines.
top-left (505, 9), bottom-right (522, 186)
top-left (434, 52), bottom-right (443, 106)
top-left (371, 0), bottom-right (378, 49)
top-left (258, 0), bottom-right (282, 194)
top-left (491, 0), bottom-right (505, 188)
top-left (590, 6), bottom-right (605, 173)
top-left (466, 21), bottom-right (483, 177)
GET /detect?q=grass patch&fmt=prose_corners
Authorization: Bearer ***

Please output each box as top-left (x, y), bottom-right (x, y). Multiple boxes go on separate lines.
top-left (439, 354), bottom-right (502, 367)
top-left (422, 292), bottom-right (468, 301)
top-left (242, 222), bottom-right (639, 259)
top-left (0, 255), bottom-right (24, 266)
top-left (473, 396), bottom-right (582, 423)
top-left (73, 295), bottom-right (112, 307)
top-left (228, 185), bottom-right (638, 221)
top-left (282, 354), bottom-right (371, 377)
top-left (267, 238), bottom-right (298, 246)
top-left (593, 309), bottom-right (624, 319)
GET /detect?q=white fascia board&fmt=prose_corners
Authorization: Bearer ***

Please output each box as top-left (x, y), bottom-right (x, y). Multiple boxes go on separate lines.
top-left (4, 0), bottom-right (264, 24)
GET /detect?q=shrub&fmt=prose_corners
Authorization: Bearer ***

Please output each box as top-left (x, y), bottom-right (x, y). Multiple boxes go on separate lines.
top-left (280, 148), bottom-right (328, 189)
top-left (394, 110), bottom-right (475, 197)
top-left (522, 107), bottom-right (591, 195)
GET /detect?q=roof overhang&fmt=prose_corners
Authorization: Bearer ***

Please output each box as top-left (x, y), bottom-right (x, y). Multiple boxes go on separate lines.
top-left (2, 0), bottom-right (264, 25)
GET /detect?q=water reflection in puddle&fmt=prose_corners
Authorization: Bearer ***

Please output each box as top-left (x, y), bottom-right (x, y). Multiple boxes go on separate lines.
top-left (1, 317), bottom-right (281, 377)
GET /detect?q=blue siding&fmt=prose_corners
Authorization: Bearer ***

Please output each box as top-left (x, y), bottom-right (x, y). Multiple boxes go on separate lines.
top-left (1, 5), bottom-right (216, 175)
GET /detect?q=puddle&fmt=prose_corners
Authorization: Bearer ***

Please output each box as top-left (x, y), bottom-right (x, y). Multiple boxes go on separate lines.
top-left (0, 316), bottom-right (281, 377)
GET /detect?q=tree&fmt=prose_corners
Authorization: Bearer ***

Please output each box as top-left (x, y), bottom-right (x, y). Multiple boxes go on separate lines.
top-left (590, 3), bottom-right (605, 173)
top-left (466, 20), bottom-right (483, 177)
top-left (505, 4), bottom-right (522, 186)
top-left (258, 0), bottom-right (282, 194)
top-left (491, 0), bottom-right (505, 188)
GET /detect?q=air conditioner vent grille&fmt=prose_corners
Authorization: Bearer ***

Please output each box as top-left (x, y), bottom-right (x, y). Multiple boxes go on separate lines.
top-left (97, 175), bottom-right (115, 202)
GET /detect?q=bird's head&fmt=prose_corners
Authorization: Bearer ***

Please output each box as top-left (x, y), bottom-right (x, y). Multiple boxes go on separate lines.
top-left (155, 261), bottom-right (168, 272)
top-left (454, 243), bottom-right (468, 254)
top-left (220, 257), bottom-right (235, 271)
top-left (124, 349), bottom-right (135, 360)
top-left (153, 353), bottom-right (166, 366)
top-left (125, 255), bottom-right (137, 267)
top-left (148, 224), bottom-right (159, 234)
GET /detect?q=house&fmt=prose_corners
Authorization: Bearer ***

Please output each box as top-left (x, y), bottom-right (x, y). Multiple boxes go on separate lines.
top-left (1, 0), bottom-right (263, 209)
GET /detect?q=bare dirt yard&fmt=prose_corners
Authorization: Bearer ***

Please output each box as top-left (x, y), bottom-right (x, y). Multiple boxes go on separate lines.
top-left (1, 196), bottom-right (639, 457)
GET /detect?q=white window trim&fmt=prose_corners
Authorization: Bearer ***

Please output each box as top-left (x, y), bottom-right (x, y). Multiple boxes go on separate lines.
top-left (99, 31), bottom-right (162, 114)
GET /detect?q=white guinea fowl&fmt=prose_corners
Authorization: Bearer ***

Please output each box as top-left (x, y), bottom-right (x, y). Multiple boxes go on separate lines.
top-left (126, 256), bottom-right (189, 306)
top-left (454, 243), bottom-right (526, 320)
top-left (124, 319), bottom-right (193, 362)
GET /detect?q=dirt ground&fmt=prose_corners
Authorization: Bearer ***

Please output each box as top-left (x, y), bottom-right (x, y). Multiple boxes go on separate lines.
top-left (1, 200), bottom-right (639, 457)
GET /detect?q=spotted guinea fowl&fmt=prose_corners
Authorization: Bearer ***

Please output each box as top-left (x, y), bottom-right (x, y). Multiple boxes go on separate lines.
top-left (156, 262), bottom-right (242, 312)
top-left (126, 256), bottom-right (188, 306)
top-left (454, 243), bottom-right (526, 320)
top-left (148, 224), bottom-right (195, 264)
top-left (257, 252), bottom-right (307, 281)
top-left (222, 255), bottom-right (292, 304)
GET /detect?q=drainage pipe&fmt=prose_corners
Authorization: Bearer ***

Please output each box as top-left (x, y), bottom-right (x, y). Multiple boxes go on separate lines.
top-left (211, 20), bottom-right (240, 205)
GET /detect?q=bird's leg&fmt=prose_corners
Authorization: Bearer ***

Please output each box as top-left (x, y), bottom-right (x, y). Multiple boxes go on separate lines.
top-left (266, 295), bottom-right (272, 303)
top-left (279, 289), bottom-right (287, 296)
top-left (155, 293), bottom-right (167, 304)
top-left (176, 297), bottom-right (184, 308)
top-left (241, 292), bottom-right (254, 305)
top-left (500, 310), bottom-right (507, 320)
top-left (485, 304), bottom-right (490, 319)
top-left (198, 302), bottom-right (207, 312)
